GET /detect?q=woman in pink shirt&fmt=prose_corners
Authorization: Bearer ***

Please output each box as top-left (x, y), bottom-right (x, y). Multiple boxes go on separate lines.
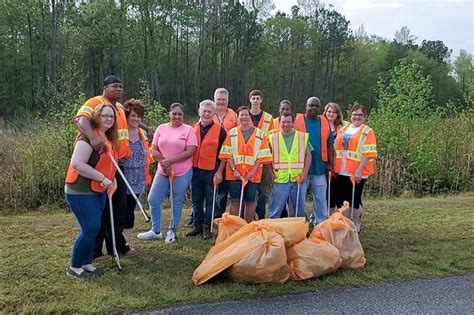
top-left (137, 103), bottom-right (197, 244)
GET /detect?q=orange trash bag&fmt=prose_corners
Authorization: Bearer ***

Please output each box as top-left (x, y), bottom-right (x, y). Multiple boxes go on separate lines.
top-left (192, 219), bottom-right (304, 285)
top-left (287, 237), bottom-right (342, 281)
top-left (310, 201), bottom-right (366, 268)
top-left (258, 217), bottom-right (307, 247)
top-left (225, 230), bottom-right (290, 284)
top-left (213, 213), bottom-right (247, 244)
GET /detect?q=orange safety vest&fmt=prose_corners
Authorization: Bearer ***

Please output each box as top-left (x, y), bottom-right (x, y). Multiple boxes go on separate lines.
top-left (219, 126), bottom-right (272, 183)
top-left (248, 111), bottom-right (275, 138)
top-left (273, 117), bottom-right (281, 132)
top-left (65, 132), bottom-right (118, 192)
top-left (213, 108), bottom-right (237, 133)
top-left (334, 124), bottom-right (377, 177)
top-left (293, 113), bottom-right (330, 162)
top-left (75, 95), bottom-right (131, 159)
top-left (193, 122), bottom-right (222, 170)
top-left (136, 128), bottom-right (153, 185)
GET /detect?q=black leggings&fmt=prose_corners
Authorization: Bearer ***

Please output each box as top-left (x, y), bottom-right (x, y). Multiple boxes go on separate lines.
top-left (334, 175), bottom-right (366, 209)
top-left (124, 194), bottom-right (138, 229)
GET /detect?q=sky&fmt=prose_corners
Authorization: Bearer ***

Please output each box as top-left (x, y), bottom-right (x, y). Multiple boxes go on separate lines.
top-left (273, 0), bottom-right (474, 59)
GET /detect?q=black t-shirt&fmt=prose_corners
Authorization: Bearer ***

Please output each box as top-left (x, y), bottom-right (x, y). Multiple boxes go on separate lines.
top-left (250, 111), bottom-right (263, 128)
top-left (200, 121), bottom-right (227, 160)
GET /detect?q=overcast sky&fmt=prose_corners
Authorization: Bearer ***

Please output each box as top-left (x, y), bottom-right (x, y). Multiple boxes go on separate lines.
top-left (273, 0), bottom-right (473, 59)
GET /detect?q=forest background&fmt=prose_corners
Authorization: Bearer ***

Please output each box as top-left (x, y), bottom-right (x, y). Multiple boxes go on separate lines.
top-left (0, 0), bottom-right (472, 211)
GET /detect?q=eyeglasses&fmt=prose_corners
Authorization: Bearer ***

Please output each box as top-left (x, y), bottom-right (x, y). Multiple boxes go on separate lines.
top-left (100, 114), bottom-right (115, 119)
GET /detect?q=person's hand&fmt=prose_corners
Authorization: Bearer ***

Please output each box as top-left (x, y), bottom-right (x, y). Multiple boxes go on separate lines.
top-left (161, 159), bottom-right (171, 169)
top-left (233, 169), bottom-right (242, 181)
top-left (152, 150), bottom-right (164, 163)
top-left (299, 172), bottom-right (308, 183)
top-left (327, 163), bottom-right (333, 174)
top-left (268, 169), bottom-right (275, 183)
top-left (214, 171), bottom-right (223, 185)
top-left (245, 169), bottom-right (256, 181)
top-left (355, 169), bottom-right (362, 183)
top-left (91, 136), bottom-right (107, 152)
top-left (101, 177), bottom-right (112, 190)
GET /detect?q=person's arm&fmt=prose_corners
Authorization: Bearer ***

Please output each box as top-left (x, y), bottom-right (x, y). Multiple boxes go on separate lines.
top-left (245, 162), bottom-right (261, 181)
top-left (160, 145), bottom-right (197, 169)
top-left (214, 160), bottom-right (226, 185)
top-left (300, 152), bottom-right (312, 183)
top-left (70, 141), bottom-right (112, 189)
top-left (152, 144), bottom-right (165, 163)
top-left (227, 158), bottom-right (243, 181)
top-left (354, 157), bottom-right (370, 183)
top-left (327, 144), bottom-right (334, 173)
top-left (75, 116), bottom-right (106, 151)
top-left (139, 122), bottom-right (154, 144)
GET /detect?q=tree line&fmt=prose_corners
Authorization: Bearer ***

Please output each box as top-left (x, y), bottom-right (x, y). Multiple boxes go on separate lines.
top-left (0, 0), bottom-right (472, 119)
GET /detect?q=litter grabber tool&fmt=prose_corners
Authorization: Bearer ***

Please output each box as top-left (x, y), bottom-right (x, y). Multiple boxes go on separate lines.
top-left (107, 181), bottom-right (121, 270)
top-left (210, 175), bottom-right (218, 234)
top-left (238, 178), bottom-right (249, 219)
top-left (295, 175), bottom-right (302, 217)
top-left (350, 174), bottom-right (356, 221)
top-left (108, 152), bottom-right (150, 222)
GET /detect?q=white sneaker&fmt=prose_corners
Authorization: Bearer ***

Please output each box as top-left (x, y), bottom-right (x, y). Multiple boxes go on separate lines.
top-left (165, 230), bottom-right (177, 244)
top-left (137, 230), bottom-right (162, 240)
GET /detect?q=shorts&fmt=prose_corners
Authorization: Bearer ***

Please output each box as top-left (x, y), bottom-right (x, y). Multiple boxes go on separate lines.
top-left (228, 180), bottom-right (259, 203)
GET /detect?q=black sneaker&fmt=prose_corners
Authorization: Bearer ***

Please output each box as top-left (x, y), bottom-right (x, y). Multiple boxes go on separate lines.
top-left (66, 267), bottom-right (93, 279)
top-left (202, 225), bottom-right (212, 240)
top-left (185, 225), bottom-right (203, 237)
top-left (87, 267), bottom-right (105, 278)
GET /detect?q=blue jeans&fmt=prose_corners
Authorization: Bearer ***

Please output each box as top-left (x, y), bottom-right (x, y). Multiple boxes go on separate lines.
top-left (301, 174), bottom-right (328, 224)
top-left (148, 169), bottom-right (193, 233)
top-left (191, 167), bottom-right (217, 226)
top-left (66, 193), bottom-right (106, 268)
top-left (268, 182), bottom-right (306, 218)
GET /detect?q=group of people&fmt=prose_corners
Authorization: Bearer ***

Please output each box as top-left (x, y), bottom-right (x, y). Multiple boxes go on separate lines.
top-left (64, 75), bottom-right (377, 279)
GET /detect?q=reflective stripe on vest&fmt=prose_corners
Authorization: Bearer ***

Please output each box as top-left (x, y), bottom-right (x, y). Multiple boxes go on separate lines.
top-left (271, 131), bottom-right (307, 183)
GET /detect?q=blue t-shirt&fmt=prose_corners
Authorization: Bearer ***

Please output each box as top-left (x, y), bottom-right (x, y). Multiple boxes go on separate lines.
top-left (305, 117), bottom-right (334, 175)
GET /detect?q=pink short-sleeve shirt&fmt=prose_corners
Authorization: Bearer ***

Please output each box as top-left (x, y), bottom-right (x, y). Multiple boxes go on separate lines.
top-left (152, 123), bottom-right (198, 176)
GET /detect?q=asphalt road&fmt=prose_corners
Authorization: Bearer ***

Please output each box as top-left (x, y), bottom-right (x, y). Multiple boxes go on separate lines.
top-left (151, 274), bottom-right (474, 314)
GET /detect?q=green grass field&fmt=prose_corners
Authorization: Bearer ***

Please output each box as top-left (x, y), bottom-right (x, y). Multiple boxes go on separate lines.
top-left (1, 193), bottom-right (473, 313)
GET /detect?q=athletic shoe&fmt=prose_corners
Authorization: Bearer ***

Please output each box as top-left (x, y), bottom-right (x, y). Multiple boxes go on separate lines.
top-left (137, 230), bottom-right (162, 240)
top-left (185, 225), bottom-right (203, 237)
top-left (87, 267), bottom-right (105, 278)
top-left (66, 267), bottom-right (93, 279)
top-left (165, 230), bottom-right (177, 244)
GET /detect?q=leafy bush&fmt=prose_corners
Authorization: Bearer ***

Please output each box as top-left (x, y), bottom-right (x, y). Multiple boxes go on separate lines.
top-left (366, 60), bottom-right (473, 196)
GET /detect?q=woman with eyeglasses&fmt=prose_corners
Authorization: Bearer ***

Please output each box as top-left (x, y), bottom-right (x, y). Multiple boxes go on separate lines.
top-left (64, 104), bottom-right (119, 278)
top-left (333, 103), bottom-right (377, 232)
top-left (137, 103), bottom-right (197, 244)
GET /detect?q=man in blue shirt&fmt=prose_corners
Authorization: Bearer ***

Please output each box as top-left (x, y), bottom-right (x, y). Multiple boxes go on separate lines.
top-left (300, 97), bottom-right (334, 225)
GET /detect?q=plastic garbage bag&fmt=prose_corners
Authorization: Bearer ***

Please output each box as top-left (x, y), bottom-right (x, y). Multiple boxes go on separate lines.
top-left (287, 237), bottom-right (342, 281)
top-left (310, 202), bottom-right (366, 268)
top-left (213, 213), bottom-right (247, 244)
top-left (192, 218), bottom-right (305, 285)
top-left (225, 230), bottom-right (290, 284)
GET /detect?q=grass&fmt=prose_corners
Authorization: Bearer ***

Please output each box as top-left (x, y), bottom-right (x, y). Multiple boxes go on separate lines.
top-left (1, 193), bottom-right (473, 313)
